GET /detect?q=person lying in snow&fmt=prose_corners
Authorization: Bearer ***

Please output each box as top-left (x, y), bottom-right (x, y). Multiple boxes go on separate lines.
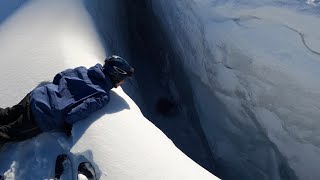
top-left (0, 55), bottom-right (134, 144)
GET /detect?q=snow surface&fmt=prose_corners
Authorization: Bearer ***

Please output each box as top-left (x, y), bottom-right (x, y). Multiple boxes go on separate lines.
top-left (149, 0), bottom-right (320, 179)
top-left (0, 0), bottom-right (218, 179)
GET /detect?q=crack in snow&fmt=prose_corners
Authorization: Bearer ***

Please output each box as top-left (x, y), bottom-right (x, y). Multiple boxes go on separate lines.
top-left (232, 15), bottom-right (261, 27)
top-left (283, 25), bottom-right (320, 56)
top-left (227, 14), bottom-right (320, 57)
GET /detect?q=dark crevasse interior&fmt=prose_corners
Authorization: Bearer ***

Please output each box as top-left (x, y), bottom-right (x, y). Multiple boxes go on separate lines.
top-left (123, 0), bottom-right (217, 174)
top-left (83, 0), bottom-right (217, 175)
top-left (84, 0), bottom-right (216, 177)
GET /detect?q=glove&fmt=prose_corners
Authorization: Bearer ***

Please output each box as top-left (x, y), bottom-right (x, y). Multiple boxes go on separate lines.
top-left (63, 122), bottom-right (72, 137)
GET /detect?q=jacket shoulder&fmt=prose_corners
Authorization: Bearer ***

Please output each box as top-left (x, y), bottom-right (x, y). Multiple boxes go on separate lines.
top-left (87, 64), bottom-right (105, 78)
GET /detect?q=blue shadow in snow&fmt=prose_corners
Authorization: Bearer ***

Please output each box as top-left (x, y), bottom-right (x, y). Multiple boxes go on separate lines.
top-left (70, 90), bottom-right (130, 145)
top-left (0, 0), bottom-right (30, 25)
top-left (65, 90), bottom-right (130, 179)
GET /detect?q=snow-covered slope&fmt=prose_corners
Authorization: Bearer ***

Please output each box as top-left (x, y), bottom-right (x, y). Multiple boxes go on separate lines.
top-left (149, 0), bottom-right (320, 179)
top-left (0, 0), bottom-right (218, 179)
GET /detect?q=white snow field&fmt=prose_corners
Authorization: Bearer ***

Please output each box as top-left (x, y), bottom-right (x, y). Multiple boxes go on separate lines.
top-left (149, 0), bottom-right (320, 180)
top-left (0, 0), bottom-right (218, 179)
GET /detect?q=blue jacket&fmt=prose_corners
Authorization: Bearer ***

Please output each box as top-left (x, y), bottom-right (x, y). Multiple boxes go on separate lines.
top-left (30, 64), bottom-right (113, 131)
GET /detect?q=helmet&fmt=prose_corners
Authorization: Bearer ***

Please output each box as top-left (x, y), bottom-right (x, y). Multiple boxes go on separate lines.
top-left (103, 55), bottom-right (134, 85)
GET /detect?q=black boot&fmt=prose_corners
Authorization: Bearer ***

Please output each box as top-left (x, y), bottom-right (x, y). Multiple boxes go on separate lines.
top-left (78, 162), bottom-right (97, 180)
top-left (55, 154), bottom-right (71, 179)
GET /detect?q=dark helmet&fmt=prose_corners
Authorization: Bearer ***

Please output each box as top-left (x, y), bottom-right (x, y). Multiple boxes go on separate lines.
top-left (103, 55), bottom-right (134, 85)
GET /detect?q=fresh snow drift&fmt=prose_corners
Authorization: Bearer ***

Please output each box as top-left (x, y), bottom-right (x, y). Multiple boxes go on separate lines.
top-left (0, 0), bottom-right (218, 179)
top-left (148, 0), bottom-right (320, 179)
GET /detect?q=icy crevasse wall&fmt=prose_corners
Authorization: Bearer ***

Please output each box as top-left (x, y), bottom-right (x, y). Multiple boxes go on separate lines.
top-left (83, 0), bottom-right (129, 57)
top-left (148, 1), bottom-right (320, 180)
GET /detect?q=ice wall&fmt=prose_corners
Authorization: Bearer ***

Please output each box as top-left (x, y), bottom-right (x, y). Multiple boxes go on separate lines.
top-left (148, 0), bottom-right (320, 180)
top-left (82, 0), bottom-right (129, 57)
top-left (123, 0), bottom-right (216, 173)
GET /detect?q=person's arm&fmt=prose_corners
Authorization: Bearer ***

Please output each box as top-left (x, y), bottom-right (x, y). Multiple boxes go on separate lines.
top-left (65, 94), bottom-right (110, 125)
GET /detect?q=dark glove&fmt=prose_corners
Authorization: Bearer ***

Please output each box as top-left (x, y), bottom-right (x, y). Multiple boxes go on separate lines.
top-left (63, 122), bottom-right (72, 137)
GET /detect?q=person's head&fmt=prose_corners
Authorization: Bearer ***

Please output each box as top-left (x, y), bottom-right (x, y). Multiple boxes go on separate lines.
top-left (102, 55), bottom-right (134, 88)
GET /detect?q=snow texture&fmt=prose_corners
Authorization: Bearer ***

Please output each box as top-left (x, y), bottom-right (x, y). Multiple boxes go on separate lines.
top-left (149, 0), bottom-right (320, 179)
top-left (0, 0), bottom-right (218, 179)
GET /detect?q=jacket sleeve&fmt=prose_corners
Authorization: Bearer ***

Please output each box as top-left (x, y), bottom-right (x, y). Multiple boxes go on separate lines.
top-left (65, 94), bottom-right (110, 125)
